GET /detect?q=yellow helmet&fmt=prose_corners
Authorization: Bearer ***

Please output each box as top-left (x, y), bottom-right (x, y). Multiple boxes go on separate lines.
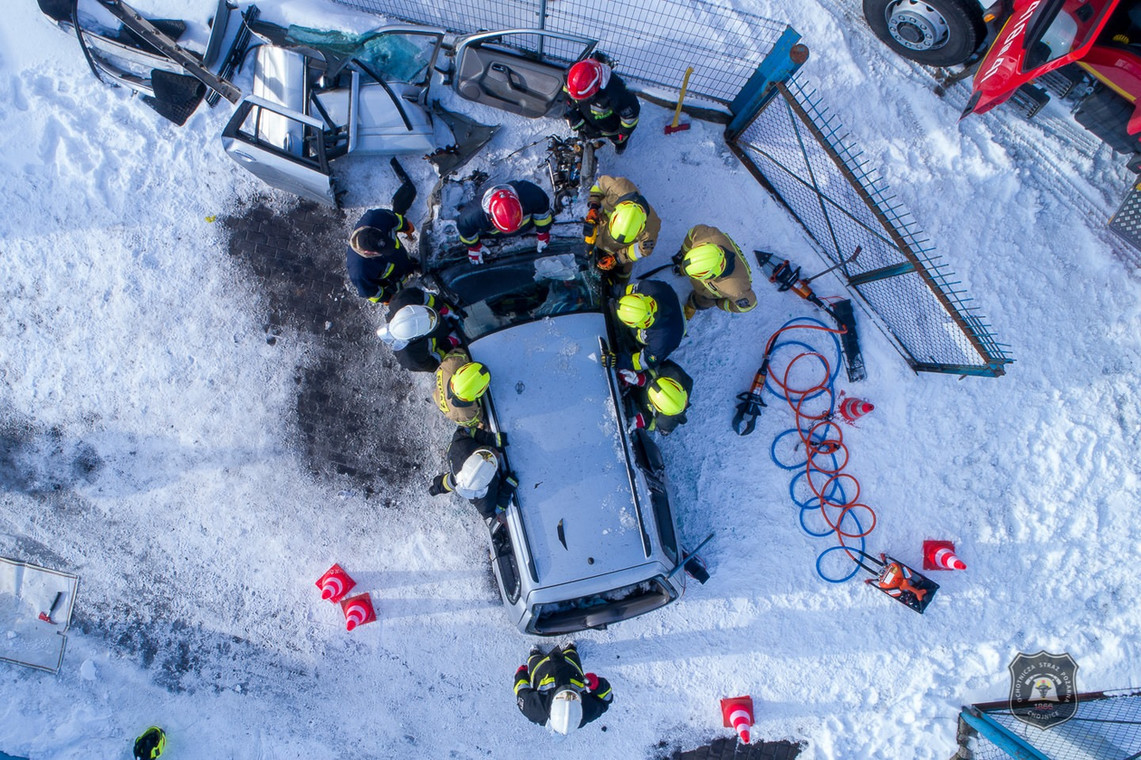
top-left (616, 293), bottom-right (657, 328)
top-left (609, 201), bottom-right (647, 244)
top-left (682, 243), bottom-right (727, 280)
top-left (449, 362), bottom-right (490, 404)
top-left (647, 377), bottom-right (688, 416)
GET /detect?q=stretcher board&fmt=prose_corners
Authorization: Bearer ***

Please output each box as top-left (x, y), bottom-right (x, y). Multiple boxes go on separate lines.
top-left (0, 556), bottom-right (79, 674)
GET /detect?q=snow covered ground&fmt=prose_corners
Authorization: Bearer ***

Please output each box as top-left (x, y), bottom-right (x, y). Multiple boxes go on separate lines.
top-left (2, 1), bottom-right (1141, 758)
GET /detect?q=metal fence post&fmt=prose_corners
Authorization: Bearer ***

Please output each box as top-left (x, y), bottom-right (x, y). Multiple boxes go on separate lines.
top-left (958, 707), bottom-right (1052, 760)
top-left (725, 26), bottom-right (805, 140)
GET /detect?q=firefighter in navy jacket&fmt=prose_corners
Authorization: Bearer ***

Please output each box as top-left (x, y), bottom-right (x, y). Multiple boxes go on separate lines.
top-left (608, 280), bottom-right (685, 372)
top-left (345, 208), bottom-right (418, 303)
top-left (513, 643), bottom-right (613, 735)
top-left (455, 181), bottom-right (553, 264)
top-left (563, 56), bottom-right (641, 153)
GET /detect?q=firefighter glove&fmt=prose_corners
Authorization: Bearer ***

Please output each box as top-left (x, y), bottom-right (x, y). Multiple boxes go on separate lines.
top-left (402, 219), bottom-right (416, 237)
top-left (585, 208), bottom-right (601, 226)
top-left (467, 244), bottom-right (489, 265)
top-left (428, 474), bottom-right (449, 496)
top-left (584, 673), bottom-right (600, 692)
top-left (536, 234), bottom-right (549, 254)
top-left (595, 253), bottom-right (616, 272)
top-left (631, 413), bottom-right (646, 429)
top-left (618, 369), bottom-right (646, 387)
top-left (600, 351), bottom-right (617, 368)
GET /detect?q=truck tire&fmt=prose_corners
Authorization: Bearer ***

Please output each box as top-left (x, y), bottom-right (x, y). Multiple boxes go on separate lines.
top-left (862, 0), bottom-right (985, 67)
top-left (1074, 86), bottom-right (1141, 156)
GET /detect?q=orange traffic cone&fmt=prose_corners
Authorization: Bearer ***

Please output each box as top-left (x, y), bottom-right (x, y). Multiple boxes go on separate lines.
top-left (340, 593), bottom-right (377, 631)
top-left (720, 695), bottom-right (754, 745)
top-left (923, 540), bottom-right (966, 571)
top-left (838, 396), bottom-right (874, 423)
top-left (315, 564), bottom-right (356, 603)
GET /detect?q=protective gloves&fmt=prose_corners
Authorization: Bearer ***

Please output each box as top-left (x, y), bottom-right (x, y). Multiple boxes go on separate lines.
top-left (618, 370), bottom-right (646, 387)
top-left (468, 244), bottom-right (489, 265)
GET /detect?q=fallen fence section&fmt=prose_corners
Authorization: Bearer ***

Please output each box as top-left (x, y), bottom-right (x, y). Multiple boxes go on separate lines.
top-left (0, 556), bottom-right (79, 674)
top-left (957, 690), bottom-right (1141, 760)
top-left (327, 0), bottom-right (788, 107)
top-left (727, 76), bottom-right (1012, 377)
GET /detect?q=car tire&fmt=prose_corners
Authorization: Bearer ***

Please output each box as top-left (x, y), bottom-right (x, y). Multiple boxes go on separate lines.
top-left (862, 0), bottom-right (985, 67)
top-left (1074, 86), bottom-right (1141, 157)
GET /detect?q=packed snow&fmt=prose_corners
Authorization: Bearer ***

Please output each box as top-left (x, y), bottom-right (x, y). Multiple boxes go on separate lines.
top-left (2, 0), bottom-right (1141, 758)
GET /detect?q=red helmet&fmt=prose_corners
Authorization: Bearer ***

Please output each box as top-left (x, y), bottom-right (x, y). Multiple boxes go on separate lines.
top-left (482, 186), bottom-right (523, 233)
top-left (565, 59), bottom-right (607, 100)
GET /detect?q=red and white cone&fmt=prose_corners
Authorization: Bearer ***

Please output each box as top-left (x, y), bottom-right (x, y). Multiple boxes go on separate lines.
top-left (838, 396), bottom-right (874, 423)
top-left (923, 540), bottom-right (967, 571)
top-left (315, 564), bottom-right (356, 603)
top-left (340, 593), bottom-right (377, 631)
top-left (721, 695), bottom-right (754, 745)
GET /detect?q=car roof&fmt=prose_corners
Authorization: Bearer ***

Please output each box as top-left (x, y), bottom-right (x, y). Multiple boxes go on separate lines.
top-left (471, 311), bottom-right (654, 589)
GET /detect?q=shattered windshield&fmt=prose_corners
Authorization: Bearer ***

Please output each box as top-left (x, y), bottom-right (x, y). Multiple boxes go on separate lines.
top-left (284, 27), bottom-right (439, 83)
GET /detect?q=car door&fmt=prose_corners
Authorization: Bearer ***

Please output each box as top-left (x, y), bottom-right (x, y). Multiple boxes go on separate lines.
top-left (221, 96), bottom-right (337, 205)
top-left (452, 30), bottom-right (597, 118)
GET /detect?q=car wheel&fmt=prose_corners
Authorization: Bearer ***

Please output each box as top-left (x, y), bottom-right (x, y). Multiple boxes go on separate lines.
top-left (862, 0), bottom-right (985, 67)
top-left (1074, 86), bottom-right (1141, 157)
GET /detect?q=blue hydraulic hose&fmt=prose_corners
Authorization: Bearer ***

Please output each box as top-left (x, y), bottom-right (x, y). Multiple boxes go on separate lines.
top-left (763, 318), bottom-right (863, 582)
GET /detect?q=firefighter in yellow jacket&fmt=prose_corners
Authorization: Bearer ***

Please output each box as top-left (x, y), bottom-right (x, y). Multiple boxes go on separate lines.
top-left (433, 350), bottom-right (490, 430)
top-left (584, 175), bottom-right (661, 284)
top-left (676, 224), bottom-right (757, 319)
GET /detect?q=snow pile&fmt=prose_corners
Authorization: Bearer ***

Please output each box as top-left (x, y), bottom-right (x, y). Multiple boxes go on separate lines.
top-left (1, 0), bottom-right (1140, 759)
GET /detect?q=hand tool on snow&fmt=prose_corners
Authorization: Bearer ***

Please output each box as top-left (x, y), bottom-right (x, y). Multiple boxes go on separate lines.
top-left (754, 249), bottom-right (866, 382)
top-left (668, 531), bottom-right (715, 583)
top-left (664, 67), bottom-right (694, 135)
top-left (38, 592), bottom-right (64, 624)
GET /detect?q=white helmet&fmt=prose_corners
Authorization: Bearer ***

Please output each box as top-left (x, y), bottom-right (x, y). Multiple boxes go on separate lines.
top-left (549, 688), bottom-right (583, 735)
top-left (388, 305), bottom-right (439, 342)
top-left (454, 448), bottom-right (498, 499)
top-left (375, 322), bottom-right (405, 350)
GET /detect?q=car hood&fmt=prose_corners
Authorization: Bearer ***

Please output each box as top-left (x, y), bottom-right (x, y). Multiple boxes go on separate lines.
top-left (471, 312), bottom-right (652, 588)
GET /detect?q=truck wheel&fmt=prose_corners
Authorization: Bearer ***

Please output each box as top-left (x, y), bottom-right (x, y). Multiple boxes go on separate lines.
top-left (1074, 86), bottom-right (1141, 157)
top-left (862, 0), bottom-right (985, 67)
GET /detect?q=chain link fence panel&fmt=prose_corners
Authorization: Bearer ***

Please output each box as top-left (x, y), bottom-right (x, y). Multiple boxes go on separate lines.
top-left (326, 0), bottom-right (788, 105)
top-left (961, 691), bottom-right (1141, 759)
top-left (728, 76), bottom-right (1011, 376)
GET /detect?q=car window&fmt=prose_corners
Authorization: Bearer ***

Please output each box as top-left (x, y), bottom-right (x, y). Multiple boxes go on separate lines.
top-left (1022, 5), bottom-right (1083, 70)
top-left (439, 251), bottom-right (602, 341)
top-left (282, 27), bottom-right (439, 84)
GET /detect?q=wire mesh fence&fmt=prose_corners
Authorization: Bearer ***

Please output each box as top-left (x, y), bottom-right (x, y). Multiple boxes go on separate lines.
top-left (727, 76), bottom-right (1011, 376)
top-left (961, 691), bottom-right (1141, 759)
top-left (326, 0), bottom-right (789, 105)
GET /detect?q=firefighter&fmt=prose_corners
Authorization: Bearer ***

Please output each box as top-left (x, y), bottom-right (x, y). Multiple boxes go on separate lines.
top-left (619, 360), bottom-right (693, 435)
top-left (455, 181), bottom-right (552, 264)
top-left (428, 428), bottom-right (517, 521)
top-left (584, 175), bottom-right (660, 284)
top-left (676, 224), bottom-right (757, 320)
top-left (345, 208), bottom-right (418, 303)
top-left (513, 642), bottom-right (613, 735)
top-left (376, 286), bottom-right (460, 373)
top-left (433, 350), bottom-right (490, 430)
top-left (563, 56), bottom-right (640, 153)
top-left (604, 280), bottom-right (684, 372)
